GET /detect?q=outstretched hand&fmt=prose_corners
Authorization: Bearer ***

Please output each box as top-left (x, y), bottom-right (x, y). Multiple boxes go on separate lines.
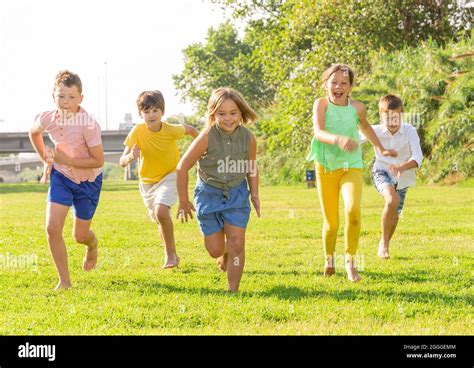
top-left (389, 164), bottom-right (403, 178)
top-left (177, 200), bottom-right (195, 223)
top-left (251, 196), bottom-right (261, 218)
top-left (336, 136), bottom-right (358, 152)
top-left (40, 163), bottom-right (52, 184)
top-left (53, 145), bottom-right (72, 166)
top-left (40, 146), bottom-right (55, 184)
top-left (130, 144), bottom-right (140, 161)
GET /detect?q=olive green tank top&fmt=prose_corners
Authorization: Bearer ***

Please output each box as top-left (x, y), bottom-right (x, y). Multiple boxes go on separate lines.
top-left (198, 124), bottom-right (251, 197)
top-left (306, 98), bottom-right (363, 171)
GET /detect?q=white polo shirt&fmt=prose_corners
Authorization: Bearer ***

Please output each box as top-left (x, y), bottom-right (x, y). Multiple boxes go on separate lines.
top-left (360, 123), bottom-right (423, 190)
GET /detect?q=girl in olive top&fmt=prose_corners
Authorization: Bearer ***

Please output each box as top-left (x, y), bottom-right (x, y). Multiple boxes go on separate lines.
top-left (177, 87), bottom-right (260, 293)
top-left (307, 64), bottom-right (397, 282)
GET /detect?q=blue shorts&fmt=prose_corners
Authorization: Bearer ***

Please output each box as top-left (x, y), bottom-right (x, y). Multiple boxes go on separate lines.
top-left (48, 168), bottom-right (102, 220)
top-left (371, 169), bottom-right (408, 214)
top-left (194, 178), bottom-right (251, 236)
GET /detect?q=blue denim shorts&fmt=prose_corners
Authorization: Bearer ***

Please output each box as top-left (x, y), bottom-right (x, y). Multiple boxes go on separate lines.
top-left (371, 169), bottom-right (408, 214)
top-left (194, 178), bottom-right (251, 236)
top-left (48, 168), bottom-right (102, 220)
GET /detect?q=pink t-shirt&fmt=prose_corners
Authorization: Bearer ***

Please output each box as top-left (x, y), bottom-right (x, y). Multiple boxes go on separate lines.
top-left (35, 107), bottom-right (102, 183)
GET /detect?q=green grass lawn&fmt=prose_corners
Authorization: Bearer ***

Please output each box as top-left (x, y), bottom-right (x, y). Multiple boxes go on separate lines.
top-left (0, 180), bottom-right (472, 335)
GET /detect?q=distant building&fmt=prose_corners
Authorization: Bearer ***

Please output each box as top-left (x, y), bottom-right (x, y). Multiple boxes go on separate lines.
top-left (119, 113), bottom-right (134, 131)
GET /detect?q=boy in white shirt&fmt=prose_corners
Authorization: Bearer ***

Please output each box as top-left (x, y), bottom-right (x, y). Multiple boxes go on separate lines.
top-left (361, 95), bottom-right (423, 259)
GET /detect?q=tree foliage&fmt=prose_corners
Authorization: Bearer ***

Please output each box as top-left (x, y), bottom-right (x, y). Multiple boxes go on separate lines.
top-left (176, 0), bottom-right (472, 182)
top-left (173, 21), bottom-right (274, 115)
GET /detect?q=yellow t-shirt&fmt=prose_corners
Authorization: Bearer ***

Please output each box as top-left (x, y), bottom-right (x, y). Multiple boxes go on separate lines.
top-left (124, 122), bottom-right (185, 184)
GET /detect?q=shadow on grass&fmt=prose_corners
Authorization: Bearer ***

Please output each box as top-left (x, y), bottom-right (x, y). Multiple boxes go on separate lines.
top-left (363, 269), bottom-right (433, 283)
top-left (98, 268), bottom-right (471, 308)
top-left (106, 278), bottom-right (229, 297)
top-left (254, 285), bottom-right (471, 307)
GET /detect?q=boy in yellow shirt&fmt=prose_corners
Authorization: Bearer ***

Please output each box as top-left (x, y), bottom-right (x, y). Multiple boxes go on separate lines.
top-left (120, 90), bottom-right (198, 268)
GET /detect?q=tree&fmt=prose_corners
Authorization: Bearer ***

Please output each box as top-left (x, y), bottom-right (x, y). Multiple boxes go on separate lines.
top-left (220, 0), bottom-right (472, 153)
top-left (173, 21), bottom-right (274, 115)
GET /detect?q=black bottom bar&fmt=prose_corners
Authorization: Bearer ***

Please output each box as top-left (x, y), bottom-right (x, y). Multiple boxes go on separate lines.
top-left (0, 335), bottom-right (471, 366)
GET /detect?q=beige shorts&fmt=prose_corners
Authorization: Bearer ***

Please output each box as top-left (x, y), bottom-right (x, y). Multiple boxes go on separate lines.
top-left (139, 171), bottom-right (177, 222)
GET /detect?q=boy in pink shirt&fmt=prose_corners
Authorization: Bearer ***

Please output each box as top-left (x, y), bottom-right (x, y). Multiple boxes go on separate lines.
top-left (29, 70), bottom-right (104, 290)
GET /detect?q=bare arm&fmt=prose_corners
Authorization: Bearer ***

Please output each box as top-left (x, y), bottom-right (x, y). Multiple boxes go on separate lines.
top-left (247, 133), bottom-right (260, 217)
top-left (313, 97), bottom-right (358, 152)
top-left (356, 102), bottom-right (397, 157)
top-left (389, 128), bottom-right (422, 176)
top-left (119, 145), bottom-right (140, 167)
top-left (313, 97), bottom-right (337, 145)
top-left (389, 160), bottom-right (418, 178)
top-left (29, 123), bottom-right (51, 164)
top-left (29, 122), bottom-right (54, 183)
top-left (54, 144), bottom-right (105, 168)
top-left (176, 130), bottom-right (209, 222)
top-left (184, 124), bottom-right (199, 139)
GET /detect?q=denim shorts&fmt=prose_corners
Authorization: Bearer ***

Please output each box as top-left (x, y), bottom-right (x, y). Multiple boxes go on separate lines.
top-left (371, 169), bottom-right (407, 214)
top-left (194, 178), bottom-right (251, 236)
top-left (48, 168), bottom-right (102, 220)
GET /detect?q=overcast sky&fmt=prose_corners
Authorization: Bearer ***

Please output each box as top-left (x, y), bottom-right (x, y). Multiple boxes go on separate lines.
top-left (0, 0), bottom-right (227, 132)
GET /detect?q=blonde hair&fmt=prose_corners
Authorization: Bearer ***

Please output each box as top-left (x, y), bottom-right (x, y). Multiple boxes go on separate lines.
top-left (206, 87), bottom-right (257, 127)
top-left (379, 94), bottom-right (404, 112)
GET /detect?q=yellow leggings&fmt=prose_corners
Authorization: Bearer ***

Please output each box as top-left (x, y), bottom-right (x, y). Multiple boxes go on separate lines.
top-left (316, 163), bottom-right (363, 257)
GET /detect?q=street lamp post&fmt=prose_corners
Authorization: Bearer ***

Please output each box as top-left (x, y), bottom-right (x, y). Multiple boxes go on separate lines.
top-left (104, 61), bottom-right (108, 131)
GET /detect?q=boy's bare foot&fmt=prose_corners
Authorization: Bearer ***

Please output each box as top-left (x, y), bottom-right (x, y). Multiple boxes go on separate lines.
top-left (377, 241), bottom-right (390, 259)
top-left (55, 281), bottom-right (71, 291)
top-left (345, 256), bottom-right (361, 282)
top-left (83, 238), bottom-right (98, 271)
top-left (217, 252), bottom-right (228, 272)
top-left (346, 267), bottom-right (361, 282)
top-left (162, 255), bottom-right (180, 269)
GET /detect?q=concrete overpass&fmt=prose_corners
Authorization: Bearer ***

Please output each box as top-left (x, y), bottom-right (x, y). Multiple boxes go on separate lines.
top-left (0, 131), bottom-right (137, 180)
top-left (0, 130), bottom-right (129, 153)
top-left (0, 152), bottom-right (123, 172)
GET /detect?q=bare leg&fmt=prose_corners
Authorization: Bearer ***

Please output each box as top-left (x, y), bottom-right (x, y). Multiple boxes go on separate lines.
top-left (345, 254), bottom-right (361, 282)
top-left (224, 223), bottom-right (246, 293)
top-left (72, 217), bottom-right (98, 271)
top-left (378, 186), bottom-right (400, 259)
top-left (154, 204), bottom-right (179, 268)
top-left (204, 230), bottom-right (226, 271)
top-left (46, 202), bottom-right (71, 290)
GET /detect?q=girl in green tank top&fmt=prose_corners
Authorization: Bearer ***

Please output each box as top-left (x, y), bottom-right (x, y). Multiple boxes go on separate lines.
top-left (307, 96), bottom-right (363, 171)
top-left (307, 64), bottom-right (397, 282)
